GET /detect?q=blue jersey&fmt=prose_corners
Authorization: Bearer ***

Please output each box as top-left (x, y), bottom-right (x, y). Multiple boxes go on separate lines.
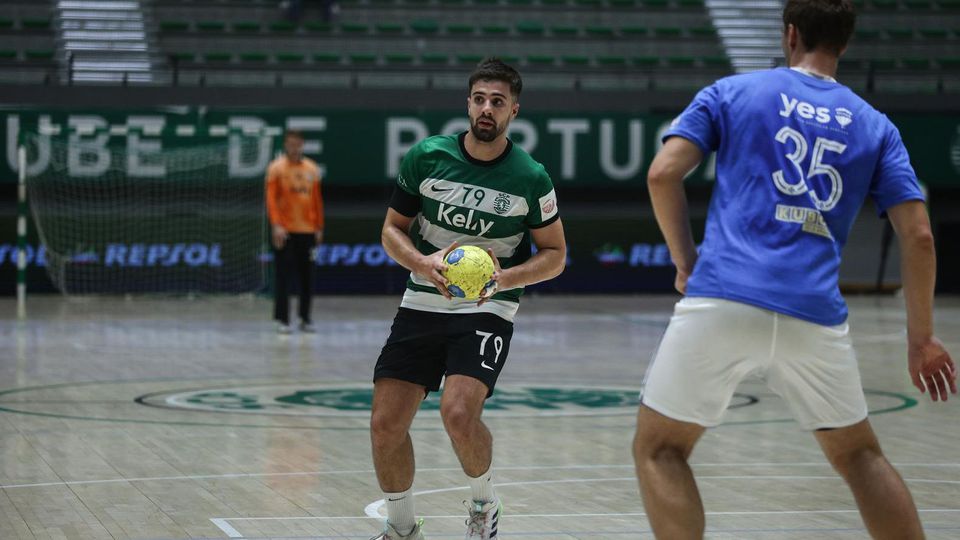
top-left (664, 67), bottom-right (924, 325)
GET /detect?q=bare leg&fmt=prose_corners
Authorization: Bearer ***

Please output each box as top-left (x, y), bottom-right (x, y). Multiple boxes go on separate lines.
top-left (440, 375), bottom-right (492, 477)
top-left (370, 378), bottom-right (426, 491)
top-left (632, 405), bottom-right (706, 540)
top-left (815, 419), bottom-right (924, 540)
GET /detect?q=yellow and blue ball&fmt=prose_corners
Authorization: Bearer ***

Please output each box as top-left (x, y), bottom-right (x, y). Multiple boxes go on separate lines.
top-left (442, 245), bottom-right (495, 300)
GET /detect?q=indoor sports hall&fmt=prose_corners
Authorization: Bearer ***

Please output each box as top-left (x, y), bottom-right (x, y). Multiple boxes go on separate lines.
top-left (1, 0), bottom-right (959, 539)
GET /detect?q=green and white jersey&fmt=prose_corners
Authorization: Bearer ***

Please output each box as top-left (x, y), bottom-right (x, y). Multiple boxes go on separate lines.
top-left (394, 132), bottom-right (559, 322)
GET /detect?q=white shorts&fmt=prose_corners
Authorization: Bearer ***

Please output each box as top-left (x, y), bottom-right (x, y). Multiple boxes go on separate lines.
top-left (641, 297), bottom-right (868, 430)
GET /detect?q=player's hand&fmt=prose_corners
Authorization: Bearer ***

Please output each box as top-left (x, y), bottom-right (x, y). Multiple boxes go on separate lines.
top-left (908, 336), bottom-right (957, 402)
top-left (477, 248), bottom-right (503, 306)
top-left (416, 241), bottom-right (458, 300)
top-left (674, 268), bottom-right (691, 295)
top-left (272, 225), bottom-right (289, 249)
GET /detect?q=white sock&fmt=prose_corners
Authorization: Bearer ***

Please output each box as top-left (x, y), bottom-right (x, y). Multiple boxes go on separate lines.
top-left (384, 488), bottom-right (416, 535)
top-left (468, 468), bottom-right (495, 503)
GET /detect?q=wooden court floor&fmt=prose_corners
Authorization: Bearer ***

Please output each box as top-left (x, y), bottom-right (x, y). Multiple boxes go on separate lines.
top-left (0, 294), bottom-right (957, 539)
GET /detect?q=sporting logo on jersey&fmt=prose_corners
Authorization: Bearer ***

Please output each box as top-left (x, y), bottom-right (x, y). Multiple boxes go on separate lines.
top-left (493, 192), bottom-right (512, 215)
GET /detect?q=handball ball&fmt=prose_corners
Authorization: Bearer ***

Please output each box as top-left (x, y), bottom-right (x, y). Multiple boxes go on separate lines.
top-left (443, 245), bottom-right (495, 300)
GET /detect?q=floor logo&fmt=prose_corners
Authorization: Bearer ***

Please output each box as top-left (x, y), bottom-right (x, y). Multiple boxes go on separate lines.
top-left (138, 383), bottom-right (753, 418)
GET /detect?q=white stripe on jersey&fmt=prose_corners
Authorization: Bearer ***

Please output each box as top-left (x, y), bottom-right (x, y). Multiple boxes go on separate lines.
top-left (417, 215), bottom-right (526, 258)
top-left (420, 178), bottom-right (530, 218)
top-left (400, 289), bottom-right (519, 322)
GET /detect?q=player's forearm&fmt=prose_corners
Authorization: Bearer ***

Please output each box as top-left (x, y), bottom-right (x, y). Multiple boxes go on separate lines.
top-left (499, 245), bottom-right (565, 289)
top-left (381, 223), bottom-right (425, 272)
top-left (649, 176), bottom-right (697, 274)
top-left (899, 229), bottom-right (937, 345)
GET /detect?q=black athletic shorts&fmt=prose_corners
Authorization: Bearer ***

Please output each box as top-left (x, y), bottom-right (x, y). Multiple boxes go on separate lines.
top-left (374, 307), bottom-right (514, 397)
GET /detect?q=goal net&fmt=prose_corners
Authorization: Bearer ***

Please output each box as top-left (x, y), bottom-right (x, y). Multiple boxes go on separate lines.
top-left (25, 133), bottom-right (267, 294)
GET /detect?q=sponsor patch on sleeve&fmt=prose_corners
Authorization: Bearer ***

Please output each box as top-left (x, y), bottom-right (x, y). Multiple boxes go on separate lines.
top-left (538, 189), bottom-right (558, 221)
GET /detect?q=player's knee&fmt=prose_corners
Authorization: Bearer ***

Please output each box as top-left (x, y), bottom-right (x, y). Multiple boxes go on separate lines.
top-left (826, 444), bottom-right (885, 478)
top-left (370, 409), bottom-right (409, 446)
top-left (440, 401), bottom-right (479, 437)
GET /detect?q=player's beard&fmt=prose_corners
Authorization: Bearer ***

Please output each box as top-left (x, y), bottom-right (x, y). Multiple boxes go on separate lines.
top-left (470, 115), bottom-right (503, 142)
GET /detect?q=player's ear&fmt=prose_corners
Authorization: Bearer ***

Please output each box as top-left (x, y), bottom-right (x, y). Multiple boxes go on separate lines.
top-left (512, 101), bottom-right (519, 118)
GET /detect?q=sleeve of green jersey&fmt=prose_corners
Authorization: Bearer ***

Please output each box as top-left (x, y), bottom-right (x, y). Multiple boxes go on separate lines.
top-left (526, 165), bottom-right (560, 229)
top-left (396, 142), bottom-right (424, 196)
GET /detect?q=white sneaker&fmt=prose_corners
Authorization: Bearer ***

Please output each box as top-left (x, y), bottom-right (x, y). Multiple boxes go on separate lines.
top-left (299, 321), bottom-right (316, 333)
top-left (370, 518), bottom-right (424, 539)
top-left (464, 498), bottom-right (501, 539)
top-left (276, 322), bottom-right (292, 334)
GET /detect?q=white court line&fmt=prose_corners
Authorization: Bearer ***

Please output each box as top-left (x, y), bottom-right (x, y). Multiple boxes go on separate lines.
top-left (211, 509), bottom-right (960, 539)
top-left (4, 462), bottom-right (958, 490)
top-left (363, 475), bottom-right (960, 517)
top-left (210, 518), bottom-right (243, 538)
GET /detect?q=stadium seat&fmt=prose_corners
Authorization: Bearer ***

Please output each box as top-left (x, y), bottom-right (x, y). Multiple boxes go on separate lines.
top-left (481, 25), bottom-right (510, 35)
top-left (904, 0), bottom-right (933, 8)
top-left (197, 21), bottom-right (226, 32)
top-left (458, 54), bottom-right (484, 64)
top-left (886, 28), bottom-right (914, 40)
top-left (517, 21), bottom-right (545, 35)
top-left (678, 0), bottom-right (705, 6)
top-left (690, 27), bottom-right (717, 38)
top-left (919, 29), bottom-right (948, 39)
top-left (940, 0), bottom-right (960, 9)
top-left (702, 56), bottom-right (731, 68)
top-left (233, 22), bottom-right (261, 33)
top-left (350, 53), bottom-right (377, 64)
top-left (376, 23), bottom-right (403, 34)
top-left (871, 0), bottom-right (897, 8)
top-left (575, 0), bottom-right (602, 6)
top-left (341, 23), bottom-right (369, 34)
top-left (305, 21), bottom-right (332, 32)
top-left (527, 55), bottom-right (555, 65)
top-left (621, 26), bottom-right (648, 36)
top-left (903, 58), bottom-right (930, 69)
top-left (551, 25), bottom-right (578, 36)
top-left (239, 52), bottom-right (269, 63)
top-left (654, 27), bottom-right (683, 38)
top-left (869, 58), bottom-right (896, 69)
top-left (641, 0), bottom-right (668, 6)
top-left (0, 50), bottom-right (16, 60)
top-left (632, 56), bottom-right (659, 67)
top-left (26, 51), bottom-right (54, 62)
top-left (169, 52), bottom-right (195, 62)
top-left (609, 0), bottom-right (636, 7)
top-left (540, 0), bottom-right (567, 5)
top-left (667, 56), bottom-right (696, 68)
top-left (21, 19), bottom-right (51, 30)
top-left (585, 26), bottom-right (615, 37)
top-left (506, 0), bottom-right (534, 4)
top-left (854, 29), bottom-right (881, 41)
top-left (313, 53), bottom-right (342, 63)
top-left (385, 53), bottom-right (414, 64)
top-left (277, 53), bottom-right (305, 63)
top-left (562, 55), bottom-right (590, 66)
top-left (0, 18), bottom-right (13, 30)
top-left (596, 55), bottom-right (628, 66)
top-left (411, 20), bottom-right (439, 34)
top-left (939, 57), bottom-right (960, 69)
top-left (269, 21), bottom-right (297, 33)
top-left (160, 21), bottom-right (189, 32)
top-left (204, 52), bottom-right (232, 62)
top-left (446, 24), bottom-right (474, 34)
top-left (421, 53), bottom-right (449, 64)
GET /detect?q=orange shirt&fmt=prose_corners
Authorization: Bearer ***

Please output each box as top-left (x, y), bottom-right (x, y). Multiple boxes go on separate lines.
top-left (265, 155), bottom-right (324, 233)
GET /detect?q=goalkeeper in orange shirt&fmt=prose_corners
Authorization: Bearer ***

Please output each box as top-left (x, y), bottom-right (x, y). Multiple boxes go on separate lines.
top-left (266, 129), bottom-right (325, 334)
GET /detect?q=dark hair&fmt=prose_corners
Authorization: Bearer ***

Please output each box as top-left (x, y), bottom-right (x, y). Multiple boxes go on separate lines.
top-left (284, 129), bottom-right (304, 140)
top-left (468, 57), bottom-right (523, 99)
top-left (783, 0), bottom-right (856, 56)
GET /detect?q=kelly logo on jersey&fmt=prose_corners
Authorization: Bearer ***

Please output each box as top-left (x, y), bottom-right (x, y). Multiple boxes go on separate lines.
top-left (437, 202), bottom-right (494, 236)
top-left (779, 93), bottom-right (853, 128)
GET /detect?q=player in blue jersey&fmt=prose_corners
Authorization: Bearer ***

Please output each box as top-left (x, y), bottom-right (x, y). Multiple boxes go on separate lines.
top-left (369, 59), bottom-right (566, 540)
top-left (632, 1), bottom-right (956, 538)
